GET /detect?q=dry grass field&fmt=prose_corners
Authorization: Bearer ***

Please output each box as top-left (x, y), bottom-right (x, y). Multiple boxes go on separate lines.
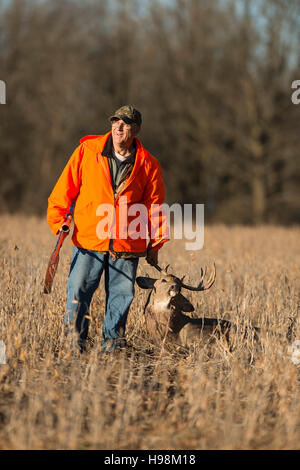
top-left (0, 215), bottom-right (299, 450)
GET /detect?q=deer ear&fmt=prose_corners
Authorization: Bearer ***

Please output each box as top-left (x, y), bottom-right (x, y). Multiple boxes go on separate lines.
top-left (136, 276), bottom-right (157, 289)
top-left (175, 293), bottom-right (195, 312)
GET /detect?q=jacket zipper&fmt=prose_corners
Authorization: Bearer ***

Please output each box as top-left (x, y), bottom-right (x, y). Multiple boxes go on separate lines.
top-left (99, 150), bottom-right (144, 259)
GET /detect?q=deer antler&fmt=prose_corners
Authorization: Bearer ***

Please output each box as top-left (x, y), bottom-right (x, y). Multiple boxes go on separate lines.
top-left (162, 264), bottom-right (170, 275)
top-left (151, 262), bottom-right (170, 275)
top-left (150, 262), bottom-right (216, 291)
top-left (180, 263), bottom-right (216, 291)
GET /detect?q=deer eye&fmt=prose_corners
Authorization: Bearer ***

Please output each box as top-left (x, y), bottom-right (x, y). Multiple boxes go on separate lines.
top-left (161, 279), bottom-right (167, 283)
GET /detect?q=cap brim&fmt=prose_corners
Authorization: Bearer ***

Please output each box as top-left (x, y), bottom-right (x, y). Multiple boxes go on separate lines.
top-left (109, 116), bottom-right (140, 125)
top-left (109, 115), bottom-right (135, 124)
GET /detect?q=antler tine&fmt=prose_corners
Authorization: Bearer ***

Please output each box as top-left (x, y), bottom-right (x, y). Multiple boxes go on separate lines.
top-left (199, 265), bottom-right (207, 284)
top-left (163, 264), bottom-right (170, 274)
top-left (204, 262), bottom-right (216, 289)
top-left (181, 263), bottom-right (216, 291)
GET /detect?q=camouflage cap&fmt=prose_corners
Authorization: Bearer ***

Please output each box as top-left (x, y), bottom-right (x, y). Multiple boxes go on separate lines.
top-left (109, 105), bottom-right (142, 126)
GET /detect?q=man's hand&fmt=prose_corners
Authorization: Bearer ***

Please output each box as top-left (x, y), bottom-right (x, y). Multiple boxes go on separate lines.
top-left (146, 247), bottom-right (158, 266)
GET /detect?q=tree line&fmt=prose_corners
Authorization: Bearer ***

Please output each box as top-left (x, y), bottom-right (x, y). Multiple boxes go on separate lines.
top-left (0, 0), bottom-right (299, 224)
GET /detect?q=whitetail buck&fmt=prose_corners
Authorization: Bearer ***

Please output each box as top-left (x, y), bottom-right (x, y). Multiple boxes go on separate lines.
top-left (136, 263), bottom-right (300, 365)
top-left (136, 263), bottom-right (260, 350)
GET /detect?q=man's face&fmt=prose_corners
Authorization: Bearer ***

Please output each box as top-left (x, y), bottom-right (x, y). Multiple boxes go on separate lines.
top-left (111, 118), bottom-right (140, 146)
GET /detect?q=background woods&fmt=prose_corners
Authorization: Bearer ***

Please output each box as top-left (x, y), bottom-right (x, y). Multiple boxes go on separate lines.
top-left (0, 0), bottom-right (299, 224)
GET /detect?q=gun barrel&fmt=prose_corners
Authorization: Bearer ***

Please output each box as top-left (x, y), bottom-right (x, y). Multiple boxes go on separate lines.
top-left (60, 213), bottom-right (72, 232)
top-left (61, 224), bottom-right (70, 233)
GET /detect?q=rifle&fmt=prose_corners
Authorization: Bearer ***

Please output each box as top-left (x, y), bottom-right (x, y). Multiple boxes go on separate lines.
top-left (43, 213), bottom-right (72, 294)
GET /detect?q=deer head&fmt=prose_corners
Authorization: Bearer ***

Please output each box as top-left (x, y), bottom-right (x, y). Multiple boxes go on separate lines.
top-left (136, 262), bottom-right (216, 314)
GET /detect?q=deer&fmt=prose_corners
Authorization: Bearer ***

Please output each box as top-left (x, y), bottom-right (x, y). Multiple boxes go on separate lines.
top-left (136, 263), bottom-right (300, 364)
top-left (136, 263), bottom-right (260, 351)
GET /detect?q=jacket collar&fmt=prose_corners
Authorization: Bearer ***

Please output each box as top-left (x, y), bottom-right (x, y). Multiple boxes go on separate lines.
top-left (101, 132), bottom-right (137, 162)
top-left (97, 133), bottom-right (146, 197)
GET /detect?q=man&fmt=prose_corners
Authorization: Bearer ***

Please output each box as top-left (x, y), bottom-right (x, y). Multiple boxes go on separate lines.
top-left (47, 105), bottom-right (169, 353)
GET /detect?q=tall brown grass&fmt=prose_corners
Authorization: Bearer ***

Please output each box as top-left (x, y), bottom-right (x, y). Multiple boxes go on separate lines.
top-left (0, 215), bottom-right (299, 450)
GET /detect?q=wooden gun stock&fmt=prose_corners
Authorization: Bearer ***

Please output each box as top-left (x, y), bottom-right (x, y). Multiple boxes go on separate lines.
top-left (43, 214), bottom-right (72, 294)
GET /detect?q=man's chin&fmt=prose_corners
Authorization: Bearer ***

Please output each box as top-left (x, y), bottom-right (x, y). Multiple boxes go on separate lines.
top-left (113, 135), bottom-right (125, 145)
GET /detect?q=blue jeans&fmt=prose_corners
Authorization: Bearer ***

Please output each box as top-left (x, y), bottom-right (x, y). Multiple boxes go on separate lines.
top-left (65, 247), bottom-right (139, 352)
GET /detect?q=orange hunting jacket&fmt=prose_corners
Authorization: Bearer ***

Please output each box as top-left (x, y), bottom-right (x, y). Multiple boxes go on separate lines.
top-left (47, 132), bottom-right (169, 255)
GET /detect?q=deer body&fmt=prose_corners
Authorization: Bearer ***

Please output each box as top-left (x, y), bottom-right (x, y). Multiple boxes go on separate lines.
top-left (144, 302), bottom-right (233, 348)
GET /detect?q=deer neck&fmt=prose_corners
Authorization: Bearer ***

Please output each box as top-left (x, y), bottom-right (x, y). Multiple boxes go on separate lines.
top-left (151, 297), bottom-right (172, 315)
top-left (152, 300), bottom-right (188, 333)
